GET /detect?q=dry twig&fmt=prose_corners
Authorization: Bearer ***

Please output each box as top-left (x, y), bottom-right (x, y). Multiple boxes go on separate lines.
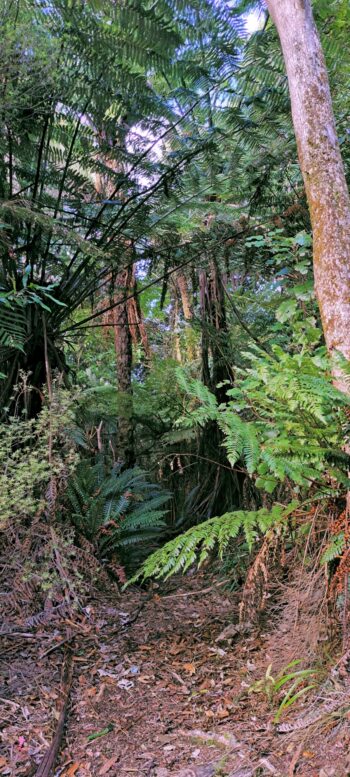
top-left (34, 649), bottom-right (74, 777)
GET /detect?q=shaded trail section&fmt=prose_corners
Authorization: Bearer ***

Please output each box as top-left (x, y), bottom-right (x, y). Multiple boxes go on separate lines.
top-left (1, 572), bottom-right (349, 776)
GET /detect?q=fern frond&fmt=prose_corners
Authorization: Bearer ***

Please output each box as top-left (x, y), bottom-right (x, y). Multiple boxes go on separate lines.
top-left (67, 460), bottom-right (170, 557)
top-left (321, 533), bottom-right (345, 565)
top-left (130, 502), bottom-right (296, 582)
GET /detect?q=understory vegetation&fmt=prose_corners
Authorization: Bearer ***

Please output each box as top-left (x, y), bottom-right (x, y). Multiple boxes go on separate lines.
top-left (1, 0), bottom-right (350, 629)
top-left (1, 1), bottom-right (350, 773)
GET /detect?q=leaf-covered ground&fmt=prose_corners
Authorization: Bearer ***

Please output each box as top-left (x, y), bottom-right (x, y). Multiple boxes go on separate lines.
top-left (1, 571), bottom-right (349, 777)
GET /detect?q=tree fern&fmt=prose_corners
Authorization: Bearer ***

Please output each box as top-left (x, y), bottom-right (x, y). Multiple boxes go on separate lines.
top-left (1, 0), bottom-right (238, 405)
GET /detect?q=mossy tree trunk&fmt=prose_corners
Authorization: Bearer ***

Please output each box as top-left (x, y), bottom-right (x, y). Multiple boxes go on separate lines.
top-left (113, 266), bottom-right (135, 468)
top-left (266, 0), bottom-right (350, 394)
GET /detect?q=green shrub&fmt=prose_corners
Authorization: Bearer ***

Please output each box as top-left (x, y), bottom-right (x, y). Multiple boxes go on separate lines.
top-left (0, 387), bottom-right (77, 528)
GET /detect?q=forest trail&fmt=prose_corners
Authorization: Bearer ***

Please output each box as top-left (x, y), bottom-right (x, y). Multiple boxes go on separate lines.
top-left (2, 572), bottom-right (348, 777)
top-left (2, 1), bottom-right (350, 775)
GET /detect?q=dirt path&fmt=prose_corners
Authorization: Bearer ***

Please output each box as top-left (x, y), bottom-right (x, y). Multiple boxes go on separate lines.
top-left (63, 576), bottom-right (253, 777)
top-left (1, 572), bottom-right (349, 777)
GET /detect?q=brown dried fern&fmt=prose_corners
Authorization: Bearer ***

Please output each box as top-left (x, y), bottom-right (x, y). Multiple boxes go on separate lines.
top-left (239, 528), bottom-right (282, 624)
top-left (277, 695), bottom-right (349, 732)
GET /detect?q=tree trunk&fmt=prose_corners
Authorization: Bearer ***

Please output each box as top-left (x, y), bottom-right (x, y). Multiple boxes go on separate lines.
top-left (199, 260), bottom-right (234, 398)
top-left (96, 128), bottom-right (136, 466)
top-left (170, 288), bottom-right (182, 363)
top-left (176, 270), bottom-right (196, 361)
top-left (266, 0), bottom-right (350, 393)
top-left (199, 270), bottom-right (211, 387)
top-left (176, 271), bottom-right (193, 321)
top-left (113, 267), bottom-right (135, 467)
top-left (127, 265), bottom-right (151, 361)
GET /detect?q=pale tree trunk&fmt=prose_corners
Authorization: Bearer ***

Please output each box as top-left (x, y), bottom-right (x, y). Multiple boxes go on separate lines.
top-left (266, 0), bottom-right (350, 649)
top-left (176, 271), bottom-right (196, 360)
top-left (176, 271), bottom-right (193, 321)
top-left (266, 0), bottom-right (350, 395)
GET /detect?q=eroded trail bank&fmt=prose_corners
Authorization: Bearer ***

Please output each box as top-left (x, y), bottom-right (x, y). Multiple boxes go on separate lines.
top-left (1, 572), bottom-right (349, 777)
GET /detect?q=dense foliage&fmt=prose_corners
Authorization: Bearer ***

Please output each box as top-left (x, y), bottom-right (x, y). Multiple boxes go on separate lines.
top-left (1, 0), bottom-right (350, 619)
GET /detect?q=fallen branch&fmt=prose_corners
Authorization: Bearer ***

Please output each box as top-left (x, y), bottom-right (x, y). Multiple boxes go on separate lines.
top-left (121, 591), bottom-right (153, 628)
top-left (34, 649), bottom-right (74, 777)
top-left (159, 580), bottom-right (228, 600)
top-left (40, 633), bottom-right (74, 659)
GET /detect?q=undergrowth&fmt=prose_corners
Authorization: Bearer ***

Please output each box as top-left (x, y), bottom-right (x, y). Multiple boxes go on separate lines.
top-left (0, 382), bottom-right (77, 528)
top-left (67, 459), bottom-right (170, 560)
top-left (130, 503), bottom-right (296, 582)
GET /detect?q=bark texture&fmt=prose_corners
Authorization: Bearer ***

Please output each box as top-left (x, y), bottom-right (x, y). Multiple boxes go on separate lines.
top-left (127, 265), bottom-right (151, 360)
top-left (113, 267), bottom-right (134, 467)
top-left (96, 128), bottom-right (136, 466)
top-left (176, 271), bottom-right (193, 322)
top-left (266, 0), bottom-right (350, 391)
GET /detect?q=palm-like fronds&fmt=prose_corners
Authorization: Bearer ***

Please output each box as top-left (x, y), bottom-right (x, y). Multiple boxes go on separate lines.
top-left (1, 0), bottom-right (238, 404)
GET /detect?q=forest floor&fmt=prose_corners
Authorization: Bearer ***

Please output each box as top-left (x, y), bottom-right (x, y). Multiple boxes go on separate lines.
top-left (1, 570), bottom-right (350, 777)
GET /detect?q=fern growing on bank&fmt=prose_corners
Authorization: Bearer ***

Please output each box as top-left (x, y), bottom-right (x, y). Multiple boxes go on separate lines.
top-left (130, 502), bottom-right (296, 582)
top-left (177, 344), bottom-right (350, 494)
top-left (321, 532), bottom-right (345, 565)
top-left (67, 461), bottom-right (170, 558)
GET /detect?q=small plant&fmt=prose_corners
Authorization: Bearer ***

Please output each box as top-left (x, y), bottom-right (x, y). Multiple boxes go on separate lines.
top-left (248, 660), bottom-right (317, 723)
top-left (0, 383), bottom-right (76, 528)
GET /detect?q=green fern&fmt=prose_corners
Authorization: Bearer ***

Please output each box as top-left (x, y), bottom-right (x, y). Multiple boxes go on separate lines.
top-left (67, 461), bottom-right (170, 559)
top-left (130, 502), bottom-right (297, 582)
top-left (218, 413), bottom-right (259, 474)
top-left (176, 343), bottom-right (350, 494)
top-left (321, 533), bottom-right (345, 565)
top-left (0, 304), bottom-right (27, 353)
top-left (175, 369), bottom-right (218, 425)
